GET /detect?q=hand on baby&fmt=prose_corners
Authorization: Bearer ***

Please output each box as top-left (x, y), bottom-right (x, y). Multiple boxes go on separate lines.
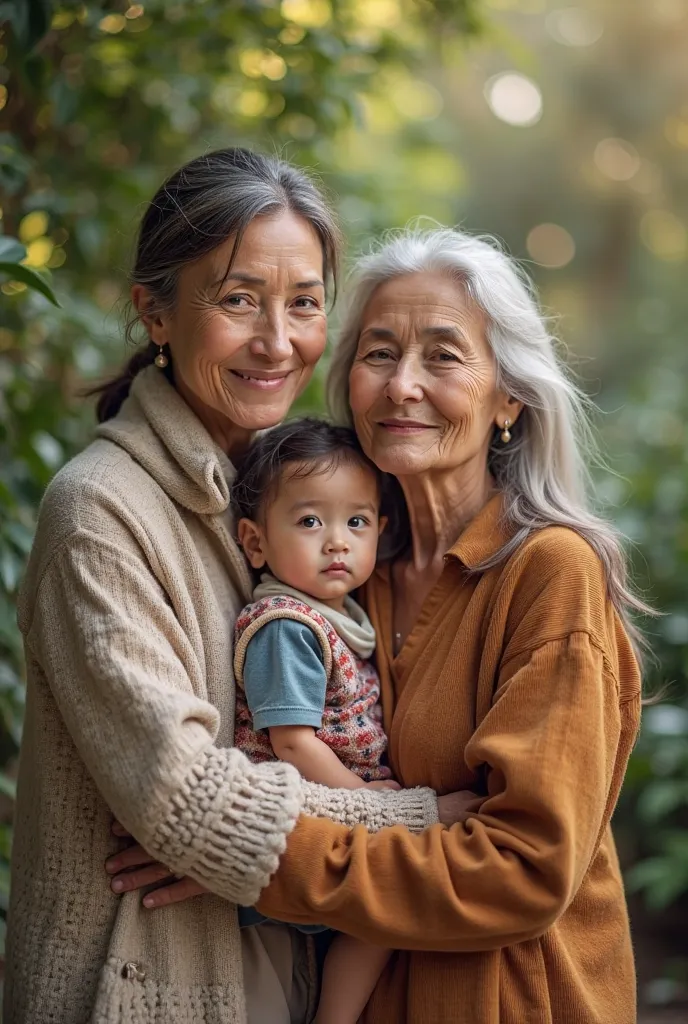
top-left (365, 779), bottom-right (401, 791)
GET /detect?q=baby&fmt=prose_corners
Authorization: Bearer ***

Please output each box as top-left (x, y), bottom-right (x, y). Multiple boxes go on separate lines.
top-left (231, 417), bottom-right (396, 1024)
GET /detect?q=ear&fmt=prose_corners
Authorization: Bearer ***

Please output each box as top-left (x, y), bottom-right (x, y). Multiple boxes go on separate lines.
top-left (237, 518), bottom-right (267, 569)
top-left (131, 284), bottom-right (169, 346)
top-left (494, 394), bottom-right (524, 431)
top-left (378, 515), bottom-right (388, 537)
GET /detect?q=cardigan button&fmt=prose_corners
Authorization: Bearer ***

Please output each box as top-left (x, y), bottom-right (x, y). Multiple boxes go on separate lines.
top-left (122, 961), bottom-right (146, 982)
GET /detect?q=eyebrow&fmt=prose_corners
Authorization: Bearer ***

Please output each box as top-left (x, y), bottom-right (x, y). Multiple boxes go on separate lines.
top-left (212, 272), bottom-right (324, 289)
top-left (360, 324), bottom-right (469, 346)
top-left (289, 499), bottom-right (378, 514)
top-left (423, 325), bottom-right (470, 346)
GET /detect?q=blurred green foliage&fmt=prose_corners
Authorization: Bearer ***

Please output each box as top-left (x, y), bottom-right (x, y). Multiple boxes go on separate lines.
top-left (0, 0), bottom-right (482, 943)
top-left (1, 0), bottom-right (687, 998)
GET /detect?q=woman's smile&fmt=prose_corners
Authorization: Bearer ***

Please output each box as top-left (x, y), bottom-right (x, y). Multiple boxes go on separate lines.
top-left (378, 418), bottom-right (437, 434)
top-left (228, 368), bottom-right (294, 391)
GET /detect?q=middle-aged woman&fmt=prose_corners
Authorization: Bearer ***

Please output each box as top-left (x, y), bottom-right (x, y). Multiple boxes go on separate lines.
top-left (4, 149), bottom-right (447, 1024)
top-left (113, 228), bottom-right (644, 1024)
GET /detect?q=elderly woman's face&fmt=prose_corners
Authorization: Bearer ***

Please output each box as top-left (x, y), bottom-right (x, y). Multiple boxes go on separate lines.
top-left (349, 271), bottom-right (511, 477)
top-left (145, 210), bottom-right (327, 433)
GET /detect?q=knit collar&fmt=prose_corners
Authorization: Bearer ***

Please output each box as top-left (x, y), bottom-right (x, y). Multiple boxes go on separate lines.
top-left (253, 573), bottom-right (376, 659)
top-left (97, 367), bottom-right (234, 516)
top-left (445, 492), bottom-right (513, 568)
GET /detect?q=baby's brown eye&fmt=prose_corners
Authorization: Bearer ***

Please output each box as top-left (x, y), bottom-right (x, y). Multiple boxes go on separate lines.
top-left (348, 516), bottom-right (368, 529)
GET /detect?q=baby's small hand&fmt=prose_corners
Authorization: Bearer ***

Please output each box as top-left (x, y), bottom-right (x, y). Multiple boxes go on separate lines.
top-left (365, 779), bottom-right (401, 791)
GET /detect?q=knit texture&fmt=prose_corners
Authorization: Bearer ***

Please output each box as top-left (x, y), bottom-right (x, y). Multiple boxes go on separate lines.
top-left (234, 595), bottom-right (391, 781)
top-left (4, 367), bottom-right (438, 1024)
top-left (258, 495), bottom-right (642, 1024)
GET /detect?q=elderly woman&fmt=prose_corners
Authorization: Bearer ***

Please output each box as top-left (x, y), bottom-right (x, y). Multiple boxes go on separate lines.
top-left (251, 229), bottom-right (644, 1023)
top-left (4, 150), bottom-right (447, 1024)
top-left (113, 228), bottom-right (643, 1023)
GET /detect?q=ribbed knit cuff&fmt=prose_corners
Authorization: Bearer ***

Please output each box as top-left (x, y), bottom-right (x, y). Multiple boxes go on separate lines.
top-left (301, 782), bottom-right (439, 834)
top-left (149, 747), bottom-right (304, 906)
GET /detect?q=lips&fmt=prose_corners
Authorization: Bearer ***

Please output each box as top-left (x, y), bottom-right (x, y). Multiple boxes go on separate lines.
top-left (379, 419), bottom-right (435, 432)
top-left (323, 562), bottom-right (350, 574)
top-left (229, 369), bottom-right (292, 390)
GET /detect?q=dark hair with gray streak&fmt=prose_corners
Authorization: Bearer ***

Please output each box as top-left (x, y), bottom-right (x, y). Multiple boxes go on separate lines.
top-left (231, 417), bottom-right (381, 524)
top-left (92, 147), bottom-right (341, 422)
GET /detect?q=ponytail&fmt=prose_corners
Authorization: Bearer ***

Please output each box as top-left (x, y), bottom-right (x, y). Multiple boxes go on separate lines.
top-left (88, 340), bottom-right (161, 423)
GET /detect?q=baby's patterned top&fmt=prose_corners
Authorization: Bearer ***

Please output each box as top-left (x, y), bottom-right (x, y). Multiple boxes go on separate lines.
top-left (233, 594), bottom-right (391, 782)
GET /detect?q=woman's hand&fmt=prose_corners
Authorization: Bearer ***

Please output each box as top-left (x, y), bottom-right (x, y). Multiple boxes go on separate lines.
top-left (436, 790), bottom-right (483, 826)
top-left (365, 779), bottom-right (402, 791)
top-left (106, 821), bottom-right (208, 908)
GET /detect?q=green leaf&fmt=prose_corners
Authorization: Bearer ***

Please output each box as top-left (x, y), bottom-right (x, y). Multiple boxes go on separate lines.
top-left (0, 262), bottom-right (60, 306)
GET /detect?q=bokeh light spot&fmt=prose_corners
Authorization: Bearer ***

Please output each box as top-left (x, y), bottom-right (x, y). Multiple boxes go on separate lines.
top-left (664, 116), bottom-right (688, 150)
top-left (19, 211), bottom-right (50, 243)
top-left (526, 224), bottom-right (575, 268)
top-left (237, 89), bottom-right (270, 117)
top-left (22, 238), bottom-right (55, 269)
top-left (593, 138), bottom-right (640, 181)
top-left (281, 0), bottom-right (331, 28)
top-left (98, 14), bottom-right (126, 33)
top-left (485, 73), bottom-right (543, 127)
top-left (640, 210), bottom-right (687, 262)
top-left (546, 7), bottom-right (603, 47)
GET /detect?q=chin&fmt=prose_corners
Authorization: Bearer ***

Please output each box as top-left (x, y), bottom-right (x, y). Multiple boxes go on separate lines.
top-left (369, 449), bottom-right (430, 477)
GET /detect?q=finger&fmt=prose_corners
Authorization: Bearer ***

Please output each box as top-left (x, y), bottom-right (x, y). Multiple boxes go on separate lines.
top-left (105, 844), bottom-right (156, 875)
top-left (111, 862), bottom-right (175, 894)
top-left (143, 878), bottom-right (207, 909)
top-left (111, 820), bottom-right (131, 838)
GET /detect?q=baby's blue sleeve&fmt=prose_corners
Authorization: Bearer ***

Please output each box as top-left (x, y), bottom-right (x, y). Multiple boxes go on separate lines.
top-left (242, 618), bottom-right (328, 731)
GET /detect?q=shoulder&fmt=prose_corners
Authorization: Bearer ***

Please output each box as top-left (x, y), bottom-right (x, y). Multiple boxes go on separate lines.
top-left (21, 439), bottom-right (177, 614)
top-left (508, 525), bottom-right (604, 585)
top-left (498, 526), bottom-right (612, 655)
top-left (39, 436), bottom-right (168, 543)
top-left (234, 604), bottom-right (332, 684)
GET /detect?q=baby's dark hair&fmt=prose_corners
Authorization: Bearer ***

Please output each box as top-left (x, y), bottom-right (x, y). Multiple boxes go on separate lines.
top-left (231, 417), bottom-right (382, 522)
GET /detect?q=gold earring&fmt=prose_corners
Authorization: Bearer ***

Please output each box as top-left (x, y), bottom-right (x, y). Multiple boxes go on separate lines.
top-left (155, 346), bottom-right (169, 369)
top-left (500, 418), bottom-right (512, 444)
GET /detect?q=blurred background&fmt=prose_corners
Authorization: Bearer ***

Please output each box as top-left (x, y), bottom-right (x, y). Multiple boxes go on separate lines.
top-left (1, 0), bottom-right (687, 1015)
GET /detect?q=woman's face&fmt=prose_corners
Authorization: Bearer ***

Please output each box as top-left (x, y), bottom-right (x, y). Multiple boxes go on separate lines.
top-left (136, 210), bottom-right (327, 435)
top-left (349, 270), bottom-right (517, 478)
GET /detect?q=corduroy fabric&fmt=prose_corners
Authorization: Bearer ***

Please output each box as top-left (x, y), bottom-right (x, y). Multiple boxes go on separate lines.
top-left (3, 367), bottom-right (439, 1024)
top-left (258, 495), bottom-right (642, 1024)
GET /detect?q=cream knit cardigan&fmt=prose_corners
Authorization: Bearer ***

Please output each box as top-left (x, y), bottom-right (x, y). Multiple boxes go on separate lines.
top-left (4, 368), bottom-right (438, 1024)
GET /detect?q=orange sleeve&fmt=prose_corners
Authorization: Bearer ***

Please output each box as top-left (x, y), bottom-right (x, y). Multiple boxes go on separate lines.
top-left (257, 633), bottom-right (638, 951)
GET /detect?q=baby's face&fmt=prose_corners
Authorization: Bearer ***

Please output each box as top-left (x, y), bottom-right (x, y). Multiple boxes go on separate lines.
top-left (240, 460), bottom-right (384, 610)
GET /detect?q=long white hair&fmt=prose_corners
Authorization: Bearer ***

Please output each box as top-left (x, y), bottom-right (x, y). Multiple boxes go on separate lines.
top-left (326, 227), bottom-right (650, 652)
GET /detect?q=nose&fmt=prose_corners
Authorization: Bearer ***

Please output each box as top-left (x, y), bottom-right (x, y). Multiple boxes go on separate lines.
top-left (383, 355), bottom-right (424, 404)
top-left (250, 308), bottom-right (293, 362)
top-left (324, 531), bottom-right (350, 555)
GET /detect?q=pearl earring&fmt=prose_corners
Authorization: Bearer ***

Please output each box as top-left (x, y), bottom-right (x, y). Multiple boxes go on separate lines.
top-left (154, 346), bottom-right (169, 369)
top-left (500, 418), bottom-right (512, 444)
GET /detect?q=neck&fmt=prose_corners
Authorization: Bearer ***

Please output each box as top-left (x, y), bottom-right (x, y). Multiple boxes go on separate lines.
top-left (398, 461), bottom-right (495, 570)
top-left (175, 376), bottom-right (252, 460)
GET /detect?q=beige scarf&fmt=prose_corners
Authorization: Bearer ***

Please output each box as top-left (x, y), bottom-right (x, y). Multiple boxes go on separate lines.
top-left (253, 573), bottom-right (376, 659)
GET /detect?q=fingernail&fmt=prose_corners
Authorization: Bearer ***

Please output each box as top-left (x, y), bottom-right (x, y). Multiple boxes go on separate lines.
top-left (105, 860), bottom-right (117, 873)
top-left (112, 879), bottom-right (124, 892)
top-left (143, 895), bottom-right (155, 908)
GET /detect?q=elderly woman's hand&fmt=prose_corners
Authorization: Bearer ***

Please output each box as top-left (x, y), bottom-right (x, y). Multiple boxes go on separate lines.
top-left (436, 790), bottom-right (483, 827)
top-left (106, 821), bottom-right (208, 907)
